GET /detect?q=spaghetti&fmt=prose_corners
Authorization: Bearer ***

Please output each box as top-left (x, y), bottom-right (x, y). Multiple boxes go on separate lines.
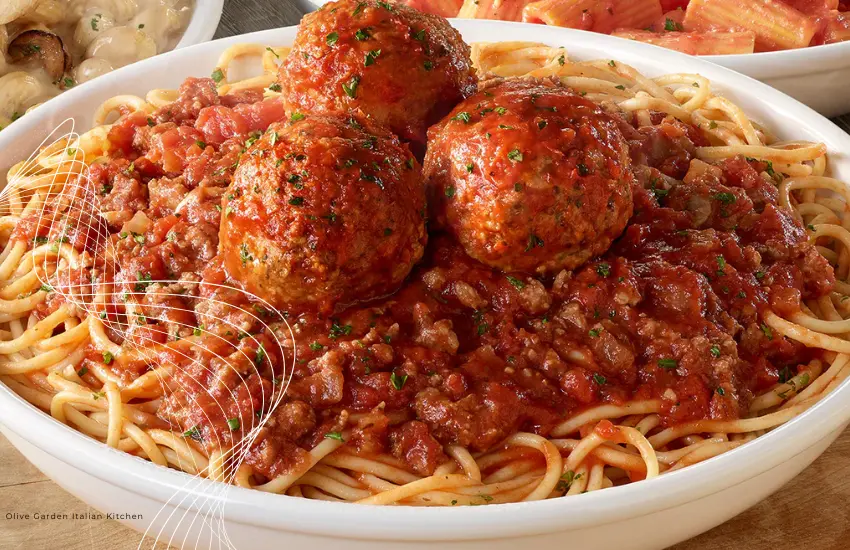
top-left (1, 38), bottom-right (849, 507)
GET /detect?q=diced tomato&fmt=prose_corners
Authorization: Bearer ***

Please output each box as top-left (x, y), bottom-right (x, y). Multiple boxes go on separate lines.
top-left (107, 110), bottom-right (149, 154)
top-left (195, 105), bottom-right (249, 146)
top-left (233, 99), bottom-right (287, 133)
top-left (220, 88), bottom-right (266, 107)
top-left (146, 126), bottom-right (206, 174)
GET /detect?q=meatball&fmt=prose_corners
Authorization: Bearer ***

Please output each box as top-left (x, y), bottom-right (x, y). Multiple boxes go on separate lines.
top-left (279, 0), bottom-right (477, 144)
top-left (423, 78), bottom-right (634, 274)
top-left (219, 114), bottom-right (427, 313)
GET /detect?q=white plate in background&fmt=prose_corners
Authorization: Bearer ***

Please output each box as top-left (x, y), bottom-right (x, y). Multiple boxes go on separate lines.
top-left (302, 0), bottom-right (850, 117)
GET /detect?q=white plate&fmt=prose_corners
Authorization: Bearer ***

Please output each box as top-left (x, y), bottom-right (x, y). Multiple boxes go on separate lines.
top-left (2, 19), bottom-right (850, 550)
top-left (303, 0), bottom-right (850, 117)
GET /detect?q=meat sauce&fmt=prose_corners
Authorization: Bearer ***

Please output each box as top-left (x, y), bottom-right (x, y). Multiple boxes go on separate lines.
top-left (15, 77), bottom-right (833, 480)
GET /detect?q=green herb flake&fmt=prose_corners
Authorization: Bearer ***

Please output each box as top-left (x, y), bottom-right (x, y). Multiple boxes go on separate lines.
top-left (657, 358), bottom-right (678, 370)
top-left (342, 75), bottom-right (361, 98)
top-left (507, 149), bottom-right (523, 163)
top-left (326, 32), bottom-right (339, 46)
top-left (227, 417), bottom-right (240, 431)
top-left (364, 49), bottom-right (381, 66)
top-left (506, 275), bottom-right (525, 289)
top-left (102, 351), bottom-right (114, 365)
top-left (211, 68), bottom-right (224, 83)
top-left (593, 373), bottom-right (606, 384)
top-left (324, 431), bottom-right (345, 442)
top-left (390, 371), bottom-right (408, 390)
top-left (452, 111), bottom-right (471, 124)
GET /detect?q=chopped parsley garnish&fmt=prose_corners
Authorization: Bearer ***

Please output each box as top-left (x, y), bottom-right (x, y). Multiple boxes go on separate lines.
top-left (495, 106), bottom-right (507, 115)
top-left (537, 120), bottom-right (547, 129)
top-left (715, 255), bottom-right (726, 276)
top-left (324, 431), bottom-right (344, 442)
top-left (710, 345), bottom-right (721, 358)
top-left (556, 470), bottom-right (582, 492)
top-left (254, 344), bottom-right (266, 367)
top-left (506, 275), bottom-right (525, 289)
top-left (412, 29), bottom-right (426, 41)
top-left (326, 32), bottom-right (339, 45)
top-left (709, 121), bottom-right (718, 130)
top-left (195, 140), bottom-right (206, 150)
top-left (40, 284), bottom-right (53, 293)
top-left (588, 329), bottom-right (600, 338)
top-left (716, 387), bottom-right (726, 396)
top-left (91, 15), bottom-right (100, 31)
top-left (452, 111), bottom-right (471, 123)
top-left (239, 243), bottom-right (253, 266)
top-left (608, 60), bottom-right (616, 67)
top-left (184, 426), bottom-right (201, 440)
top-left (577, 163), bottom-right (590, 176)
top-left (269, 82), bottom-right (282, 92)
top-left (290, 112), bottom-right (306, 123)
top-left (226, 417), bottom-right (240, 431)
top-left (465, 163), bottom-right (474, 173)
top-left (309, 342), bottom-right (324, 351)
top-left (102, 351), bottom-right (114, 365)
top-left (507, 149), bottom-right (523, 162)
top-left (77, 366), bottom-right (88, 377)
top-left (288, 196), bottom-right (305, 206)
top-left (364, 49), bottom-right (381, 66)
top-left (593, 373), bottom-right (606, 385)
top-left (353, 2), bottom-right (366, 16)
top-left (445, 186), bottom-right (456, 198)
top-left (193, 326), bottom-right (202, 336)
top-left (755, 270), bottom-right (766, 280)
top-left (134, 272), bottom-right (153, 292)
top-left (596, 263), bottom-right (611, 277)
top-left (390, 371), bottom-right (408, 390)
top-left (423, 60), bottom-right (434, 71)
top-left (355, 28), bottom-right (371, 40)
top-left (132, 232), bottom-right (145, 244)
top-left (342, 75), bottom-right (361, 98)
top-left (760, 324), bottom-right (773, 340)
top-left (63, 77), bottom-right (75, 88)
top-left (329, 321), bottom-right (352, 339)
top-left (377, 1), bottom-right (394, 10)
top-left (657, 358), bottom-right (678, 370)
top-left (615, 85), bottom-right (626, 90)
top-left (211, 68), bottom-right (224, 83)
top-left (525, 233), bottom-right (544, 252)
top-left (664, 18), bottom-right (682, 32)
top-left (558, 54), bottom-right (565, 66)
top-left (713, 192), bottom-right (736, 205)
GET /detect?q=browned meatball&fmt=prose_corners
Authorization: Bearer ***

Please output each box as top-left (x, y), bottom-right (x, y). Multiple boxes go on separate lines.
top-left (219, 113), bottom-right (427, 313)
top-left (279, 0), bottom-right (477, 144)
top-left (424, 78), bottom-right (635, 274)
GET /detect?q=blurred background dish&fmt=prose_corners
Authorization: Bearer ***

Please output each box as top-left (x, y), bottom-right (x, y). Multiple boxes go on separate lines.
top-left (304, 0), bottom-right (850, 116)
top-left (0, 0), bottom-right (223, 131)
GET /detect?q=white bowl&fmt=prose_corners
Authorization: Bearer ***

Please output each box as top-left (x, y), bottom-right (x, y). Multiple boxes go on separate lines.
top-left (303, 0), bottom-right (850, 117)
top-left (177, 0), bottom-right (225, 49)
top-left (2, 20), bottom-right (850, 550)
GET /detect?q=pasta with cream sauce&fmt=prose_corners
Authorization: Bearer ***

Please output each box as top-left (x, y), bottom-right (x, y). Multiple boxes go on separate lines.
top-left (0, 0), bottom-right (193, 130)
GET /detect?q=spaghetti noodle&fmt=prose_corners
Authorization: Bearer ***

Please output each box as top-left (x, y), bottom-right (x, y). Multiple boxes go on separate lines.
top-left (1, 38), bottom-right (849, 507)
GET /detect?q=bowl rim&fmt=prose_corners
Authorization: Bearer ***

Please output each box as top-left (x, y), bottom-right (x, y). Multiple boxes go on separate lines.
top-left (175, 0), bottom-right (225, 49)
top-left (2, 18), bottom-right (850, 542)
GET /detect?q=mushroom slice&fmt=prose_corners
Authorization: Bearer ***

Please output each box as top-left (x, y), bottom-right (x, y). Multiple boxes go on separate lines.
top-left (8, 29), bottom-right (70, 82)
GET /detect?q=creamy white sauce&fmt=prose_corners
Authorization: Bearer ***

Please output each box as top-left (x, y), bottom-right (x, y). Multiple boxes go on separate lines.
top-left (0, 0), bottom-right (193, 129)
